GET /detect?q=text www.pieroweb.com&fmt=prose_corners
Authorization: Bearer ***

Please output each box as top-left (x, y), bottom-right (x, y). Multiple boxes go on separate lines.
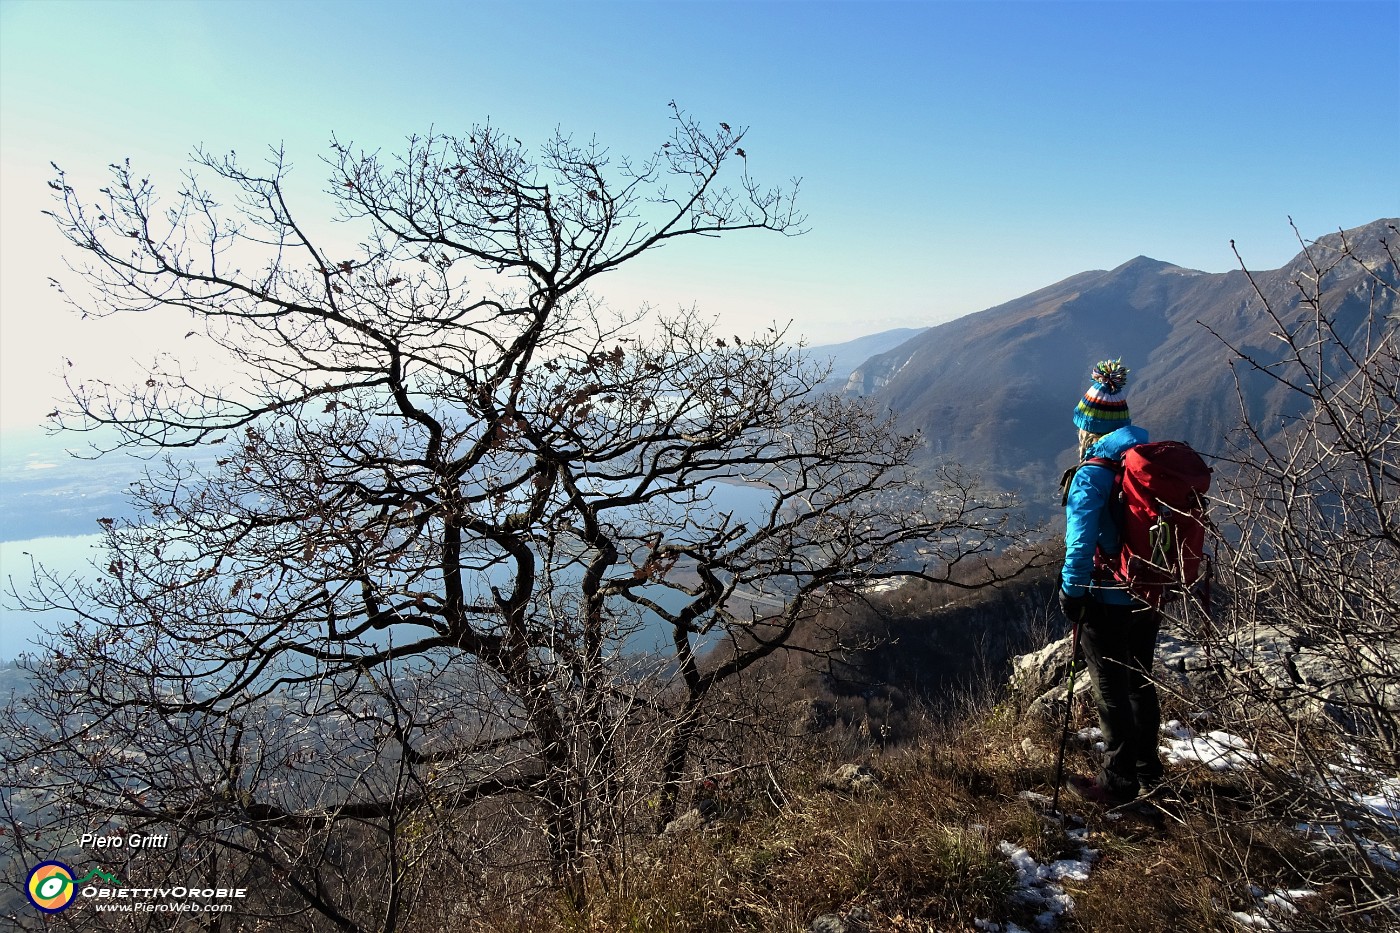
top-left (92, 901), bottom-right (234, 913)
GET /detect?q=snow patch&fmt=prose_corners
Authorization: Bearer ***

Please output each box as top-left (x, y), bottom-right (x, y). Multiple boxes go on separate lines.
top-left (1301, 750), bottom-right (1400, 872)
top-left (976, 840), bottom-right (1097, 931)
top-left (1073, 726), bottom-right (1105, 752)
top-left (1160, 720), bottom-right (1260, 771)
top-left (1254, 887), bottom-right (1315, 915)
top-left (1227, 886), bottom-right (1317, 930)
top-left (1296, 821), bottom-right (1400, 872)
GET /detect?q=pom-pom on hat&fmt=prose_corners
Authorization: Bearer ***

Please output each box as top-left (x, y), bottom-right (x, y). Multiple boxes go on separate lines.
top-left (1073, 359), bottom-right (1131, 433)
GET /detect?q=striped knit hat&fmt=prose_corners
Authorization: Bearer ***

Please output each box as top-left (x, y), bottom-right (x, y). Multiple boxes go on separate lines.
top-left (1072, 359), bottom-right (1131, 433)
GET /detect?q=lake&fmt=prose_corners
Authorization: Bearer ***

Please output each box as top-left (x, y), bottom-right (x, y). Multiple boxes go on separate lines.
top-left (1, 426), bottom-right (779, 659)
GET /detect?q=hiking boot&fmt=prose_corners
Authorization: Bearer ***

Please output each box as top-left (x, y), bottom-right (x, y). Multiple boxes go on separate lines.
top-left (1138, 772), bottom-right (1167, 796)
top-left (1067, 774), bottom-right (1136, 806)
top-left (1137, 759), bottom-right (1166, 790)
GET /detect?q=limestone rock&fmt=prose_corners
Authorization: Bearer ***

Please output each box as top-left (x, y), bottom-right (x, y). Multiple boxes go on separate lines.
top-left (662, 807), bottom-right (705, 835)
top-left (1009, 618), bottom-right (1399, 737)
top-left (1010, 635), bottom-right (1074, 699)
top-left (809, 905), bottom-right (872, 933)
top-left (822, 763), bottom-right (882, 795)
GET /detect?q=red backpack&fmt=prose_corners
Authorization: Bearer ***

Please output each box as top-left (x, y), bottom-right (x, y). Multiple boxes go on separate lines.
top-left (1076, 441), bottom-right (1213, 607)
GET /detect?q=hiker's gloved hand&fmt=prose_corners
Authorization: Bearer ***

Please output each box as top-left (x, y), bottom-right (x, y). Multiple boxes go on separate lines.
top-left (1058, 589), bottom-right (1090, 624)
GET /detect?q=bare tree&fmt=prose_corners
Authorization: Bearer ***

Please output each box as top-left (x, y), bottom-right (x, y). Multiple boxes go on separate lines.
top-left (1194, 220), bottom-right (1400, 918)
top-left (2, 108), bottom-right (1024, 930)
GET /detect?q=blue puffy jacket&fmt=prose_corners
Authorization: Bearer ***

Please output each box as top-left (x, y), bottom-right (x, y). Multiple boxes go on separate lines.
top-left (1061, 425), bottom-right (1150, 604)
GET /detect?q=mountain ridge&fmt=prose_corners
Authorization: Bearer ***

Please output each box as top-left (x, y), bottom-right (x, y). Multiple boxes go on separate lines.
top-left (845, 218), bottom-right (1400, 518)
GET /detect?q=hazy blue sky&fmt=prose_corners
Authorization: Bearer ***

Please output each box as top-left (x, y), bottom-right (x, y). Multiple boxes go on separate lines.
top-left (1, 0), bottom-right (1396, 429)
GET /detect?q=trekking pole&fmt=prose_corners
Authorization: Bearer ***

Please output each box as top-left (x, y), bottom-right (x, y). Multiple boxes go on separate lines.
top-left (1050, 620), bottom-right (1081, 822)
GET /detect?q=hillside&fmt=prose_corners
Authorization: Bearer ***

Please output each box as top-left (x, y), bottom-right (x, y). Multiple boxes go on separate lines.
top-left (844, 219), bottom-right (1400, 519)
top-left (808, 327), bottom-right (929, 392)
top-left (560, 544), bottom-right (1399, 932)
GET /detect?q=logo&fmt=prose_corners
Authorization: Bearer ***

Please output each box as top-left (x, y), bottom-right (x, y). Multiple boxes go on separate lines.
top-left (26, 861), bottom-right (76, 913)
top-left (25, 862), bottom-right (124, 913)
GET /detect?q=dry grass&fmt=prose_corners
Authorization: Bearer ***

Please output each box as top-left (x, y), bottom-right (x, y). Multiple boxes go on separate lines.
top-left (570, 748), bottom-right (1031, 933)
top-left (374, 645), bottom-right (1395, 933)
top-left (502, 706), bottom-right (1394, 933)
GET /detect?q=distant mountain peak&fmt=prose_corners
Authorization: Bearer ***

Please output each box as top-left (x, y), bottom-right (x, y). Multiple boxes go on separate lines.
top-left (1110, 255), bottom-right (1190, 275)
top-left (1296, 218), bottom-right (1399, 267)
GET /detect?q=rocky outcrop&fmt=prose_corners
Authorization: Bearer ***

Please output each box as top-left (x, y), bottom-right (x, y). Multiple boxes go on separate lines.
top-left (821, 763), bottom-right (883, 795)
top-left (809, 905), bottom-right (873, 933)
top-left (1011, 634), bottom-right (1093, 722)
top-left (1010, 617), bottom-right (1399, 732)
top-left (662, 807), bottom-right (708, 835)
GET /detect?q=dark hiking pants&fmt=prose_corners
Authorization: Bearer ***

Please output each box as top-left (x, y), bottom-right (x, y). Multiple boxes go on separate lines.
top-left (1078, 602), bottom-right (1164, 798)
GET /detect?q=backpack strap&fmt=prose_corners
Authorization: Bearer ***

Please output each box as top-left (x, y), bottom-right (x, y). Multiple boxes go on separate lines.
top-left (1059, 456), bottom-right (1120, 507)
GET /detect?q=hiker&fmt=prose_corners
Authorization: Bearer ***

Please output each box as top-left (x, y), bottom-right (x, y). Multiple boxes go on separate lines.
top-left (1058, 359), bottom-right (1165, 805)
